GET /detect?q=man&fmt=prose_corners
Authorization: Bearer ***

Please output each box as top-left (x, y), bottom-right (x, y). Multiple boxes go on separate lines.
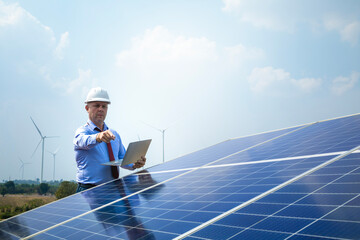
top-left (74, 87), bottom-right (146, 192)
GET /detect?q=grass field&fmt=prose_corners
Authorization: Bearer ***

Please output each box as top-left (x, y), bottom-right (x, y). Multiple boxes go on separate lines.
top-left (0, 194), bottom-right (56, 220)
top-left (0, 194), bottom-right (56, 206)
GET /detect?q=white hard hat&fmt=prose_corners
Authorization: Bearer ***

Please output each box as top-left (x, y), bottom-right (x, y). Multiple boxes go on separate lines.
top-left (85, 87), bottom-right (111, 104)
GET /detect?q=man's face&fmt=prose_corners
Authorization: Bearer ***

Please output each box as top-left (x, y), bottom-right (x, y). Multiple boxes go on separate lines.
top-left (85, 101), bottom-right (109, 126)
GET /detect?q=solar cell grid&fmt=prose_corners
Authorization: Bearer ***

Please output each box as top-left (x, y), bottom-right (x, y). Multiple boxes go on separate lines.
top-left (0, 170), bottom-right (182, 239)
top-left (1, 113), bottom-right (360, 240)
top-left (3, 125), bottom-right (302, 239)
top-left (29, 154), bottom-right (338, 239)
top-left (189, 153), bottom-right (360, 240)
top-left (148, 125), bottom-right (302, 172)
top-left (215, 114), bottom-right (360, 166)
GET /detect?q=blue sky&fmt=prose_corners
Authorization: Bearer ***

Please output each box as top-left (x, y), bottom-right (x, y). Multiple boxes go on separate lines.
top-left (1, 0), bottom-right (359, 181)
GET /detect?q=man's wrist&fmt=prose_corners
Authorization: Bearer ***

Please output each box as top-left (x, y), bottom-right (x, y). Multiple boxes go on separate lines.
top-left (96, 133), bottom-right (102, 143)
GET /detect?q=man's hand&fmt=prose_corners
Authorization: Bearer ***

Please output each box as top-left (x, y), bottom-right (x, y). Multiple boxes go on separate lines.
top-left (96, 130), bottom-right (115, 143)
top-left (133, 156), bottom-right (146, 169)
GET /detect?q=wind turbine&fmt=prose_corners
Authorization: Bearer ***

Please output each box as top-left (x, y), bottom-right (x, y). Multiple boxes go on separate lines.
top-left (18, 157), bottom-right (31, 180)
top-left (47, 147), bottom-right (60, 181)
top-left (30, 116), bottom-right (59, 183)
top-left (141, 121), bottom-right (177, 163)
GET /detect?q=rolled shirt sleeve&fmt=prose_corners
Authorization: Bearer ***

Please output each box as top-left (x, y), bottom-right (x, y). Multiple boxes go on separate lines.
top-left (74, 120), bottom-right (127, 185)
top-left (73, 130), bottom-right (99, 150)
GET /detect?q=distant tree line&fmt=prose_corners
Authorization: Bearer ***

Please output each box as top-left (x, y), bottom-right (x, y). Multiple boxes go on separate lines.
top-left (0, 181), bottom-right (59, 196)
top-left (0, 180), bottom-right (77, 197)
top-left (0, 180), bottom-right (77, 219)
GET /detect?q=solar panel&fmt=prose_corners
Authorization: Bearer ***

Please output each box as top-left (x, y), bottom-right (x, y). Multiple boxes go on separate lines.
top-left (189, 153), bottom-right (360, 239)
top-left (1, 113), bottom-right (360, 240)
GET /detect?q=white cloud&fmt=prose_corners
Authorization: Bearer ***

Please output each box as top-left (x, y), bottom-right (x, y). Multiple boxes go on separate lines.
top-left (115, 25), bottom-right (266, 110)
top-left (324, 16), bottom-right (360, 45)
top-left (0, 0), bottom-right (74, 91)
top-left (224, 44), bottom-right (264, 65)
top-left (0, 0), bottom-right (55, 40)
top-left (341, 21), bottom-right (360, 45)
top-left (0, 1), bottom-right (23, 26)
top-left (116, 26), bottom-right (217, 67)
top-left (54, 32), bottom-right (70, 59)
top-left (114, 25), bottom-right (267, 133)
top-left (67, 69), bottom-right (97, 95)
top-left (116, 25), bottom-right (264, 73)
top-left (291, 78), bottom-right (322, 93)
top-left (332, 71), bottom-right (359, 95)
top-left (222, 0), bottom-right (360, 45)
top-left (222, 0), bottom-right (244, 12)
top-left (248, 66), bottom-right (322, 95)
top-left (0, 0), bottom-right (58, 74)
top-left (248, 67), bottom-right (291, 93)
top-left (115, 26), bottom-right (221, 117)
top-left (221, 0), bottom-right (303, 32)
top-left (45, 68), bottom-right (97, 98)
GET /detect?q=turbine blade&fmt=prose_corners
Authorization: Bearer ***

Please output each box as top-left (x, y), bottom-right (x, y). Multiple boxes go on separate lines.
top-left (30, 117), bottom-right (43, 138)
top-left (31, 139), bottom-right (42, 158)
top-left (140, 121), bottom-right (162, 132)
top-left (45, 136), bottom-right (60, 138)
top-left (54, 146), bottom-right (61, 154)
top-left (164, 119), bottom-right (179, 131)
top-left (18, 157), bottom-right (24, 164)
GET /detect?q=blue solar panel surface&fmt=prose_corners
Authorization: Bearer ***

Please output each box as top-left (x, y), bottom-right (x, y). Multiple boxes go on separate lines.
top-left (214, 114), bottom-right (360, 166)
top-left (0, 124), bottom-right (299, 239)
top-left (149, 125), bottom-right (301, 171)
top-left (191, 153), bottom-right (360, 240)
top-left (24, 155), bottom-right (336, 240)
top-left (0, 113), bottom-right (359, 240)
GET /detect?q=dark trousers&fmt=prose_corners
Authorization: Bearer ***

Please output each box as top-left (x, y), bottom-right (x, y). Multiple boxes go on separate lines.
top-left (76, 183), bottom-right (96, 192)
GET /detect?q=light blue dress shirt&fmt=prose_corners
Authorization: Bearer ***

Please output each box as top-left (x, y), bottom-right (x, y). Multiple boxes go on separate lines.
top-left (74, 120), bottom-right (127, 185)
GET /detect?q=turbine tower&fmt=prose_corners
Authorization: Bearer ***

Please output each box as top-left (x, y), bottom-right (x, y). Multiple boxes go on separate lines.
top-left (30, 116), bottom-right (59, 183)
top-left (18, 157), bottom-right (31, 180)
top-left (48, 147), bottom-right (60, 181)
top-left (142, 121), bottom-right (176, 163)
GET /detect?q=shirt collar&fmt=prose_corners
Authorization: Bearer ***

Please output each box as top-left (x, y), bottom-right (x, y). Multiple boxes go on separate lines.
top-left (87, 119), bottom-right (108, 132)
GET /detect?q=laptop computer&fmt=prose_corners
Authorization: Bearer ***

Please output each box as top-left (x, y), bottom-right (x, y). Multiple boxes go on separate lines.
top-left (102, 139), bottom-right (152, 167)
